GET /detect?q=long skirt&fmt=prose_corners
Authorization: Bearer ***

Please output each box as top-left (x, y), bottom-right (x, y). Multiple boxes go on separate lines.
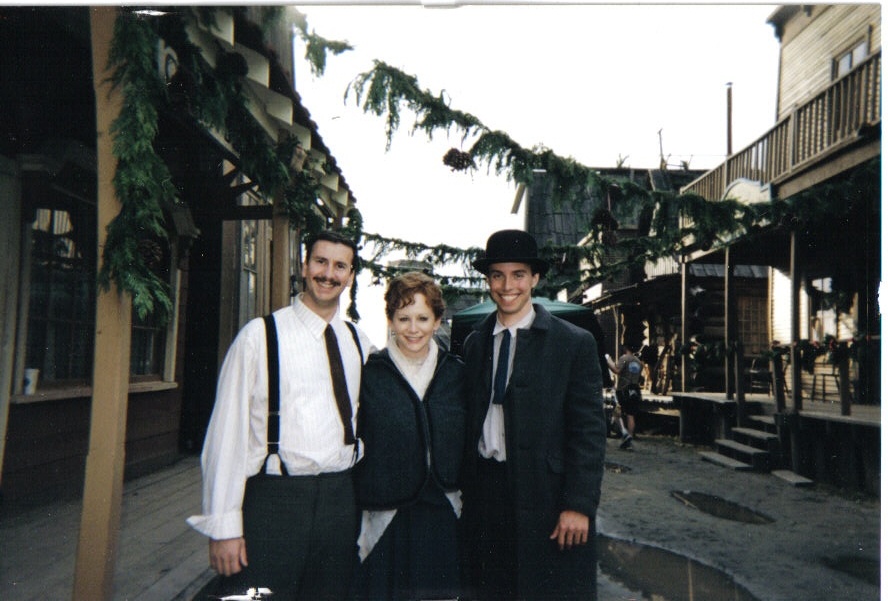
top-left (353, 494), bottom-right (459, 601)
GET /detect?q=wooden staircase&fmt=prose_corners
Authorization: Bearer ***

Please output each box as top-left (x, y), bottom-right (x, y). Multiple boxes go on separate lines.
top-left (700, 412), bottom-right (815, 486)
top-left (700, 413), bottom-right (775, 468)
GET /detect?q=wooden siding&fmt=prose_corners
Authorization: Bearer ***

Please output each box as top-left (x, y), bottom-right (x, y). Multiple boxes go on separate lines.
top-left (646, 255), bottom-right (681, 279)
top-left (1, 388), bottom-right (183, 504)
top-left (778, 4), bottom-right (881, 118)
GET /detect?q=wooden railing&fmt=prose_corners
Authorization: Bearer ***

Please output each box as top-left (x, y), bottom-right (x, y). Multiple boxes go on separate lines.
top-left (682, 51), bottom-right (881, 200)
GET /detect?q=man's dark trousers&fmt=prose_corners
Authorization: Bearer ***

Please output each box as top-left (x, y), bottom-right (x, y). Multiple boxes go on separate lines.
top-left (224, 469), bottom-right (357, 601)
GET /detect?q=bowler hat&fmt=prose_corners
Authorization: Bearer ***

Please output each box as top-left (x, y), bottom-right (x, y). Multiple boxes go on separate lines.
top-left (472, 229), bottom-right (549, 276)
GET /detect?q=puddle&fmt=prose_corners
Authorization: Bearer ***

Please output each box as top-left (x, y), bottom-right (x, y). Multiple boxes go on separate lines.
top-left (670, 490), bottom-right (774, 524)
top-left (821, 555), bottom-right (880, 586)
top-left (598, 535), bottom-right (759, 601)
top-left (605, 461), bottom-right (631, 474)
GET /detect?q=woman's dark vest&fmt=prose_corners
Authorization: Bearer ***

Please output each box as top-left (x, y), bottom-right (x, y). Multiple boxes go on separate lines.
top-left (354, 348), bottom-right (467, 510)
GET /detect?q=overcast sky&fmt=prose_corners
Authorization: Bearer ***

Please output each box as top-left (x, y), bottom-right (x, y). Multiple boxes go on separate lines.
top-left (291, 4), bottom-right (782, 346)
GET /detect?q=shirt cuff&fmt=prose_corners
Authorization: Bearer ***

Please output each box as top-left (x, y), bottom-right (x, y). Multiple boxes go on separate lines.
top-left (186, 510), bottom-right (243, 540)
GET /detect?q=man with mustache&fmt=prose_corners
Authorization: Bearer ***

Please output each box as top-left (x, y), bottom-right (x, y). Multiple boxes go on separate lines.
top-left (189, 230), bottom-right (373, 600)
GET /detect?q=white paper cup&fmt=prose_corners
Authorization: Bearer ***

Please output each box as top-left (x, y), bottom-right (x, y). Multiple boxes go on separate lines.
top-left (23, 368), bottom-right (39, 395)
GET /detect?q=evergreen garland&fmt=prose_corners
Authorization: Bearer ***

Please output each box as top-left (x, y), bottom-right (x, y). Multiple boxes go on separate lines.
top-left (356, 155), bottom-right (878, 303)
top-left (102, 8), bottom-right (357, 321)
top-left (347, 60), bottom-right (484, 152)
top-left (101, 13), bottom-right (175, 321)
top-left (99, 7), bottom-right (878, 325)
top-left (344, 45), bottom-right (878, 303)
top-left (292, 16), bottom-right (354, 77)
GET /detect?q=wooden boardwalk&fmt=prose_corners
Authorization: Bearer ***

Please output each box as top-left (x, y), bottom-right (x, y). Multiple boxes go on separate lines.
top-left (1, 396), bottom-right (878, 601)
top-left (0, 456), bottom-right (214, 601)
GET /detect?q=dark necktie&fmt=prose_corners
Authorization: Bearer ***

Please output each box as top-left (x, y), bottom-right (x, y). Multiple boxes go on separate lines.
top-left (493, 329), bottom-right (511, 404)
top-left (325, 324), bottom-right (356, 444)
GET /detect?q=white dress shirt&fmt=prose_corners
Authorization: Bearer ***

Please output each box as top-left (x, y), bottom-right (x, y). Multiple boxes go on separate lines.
top-left (478, 307), bottom-right (536, 461)
top-left (187, 295), bottom-right (373, 540)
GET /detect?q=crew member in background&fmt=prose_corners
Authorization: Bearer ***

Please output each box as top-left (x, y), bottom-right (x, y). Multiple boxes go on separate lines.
top-left (606, 345), bottom-right (643, 450)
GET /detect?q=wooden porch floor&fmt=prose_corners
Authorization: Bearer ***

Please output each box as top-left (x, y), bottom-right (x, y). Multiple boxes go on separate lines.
top-left (670, 391), bottom-right (882, 426)
top-left (0, 455), bottom-right (213, 601)
top-left (0, 395), bottom-right (879, 601)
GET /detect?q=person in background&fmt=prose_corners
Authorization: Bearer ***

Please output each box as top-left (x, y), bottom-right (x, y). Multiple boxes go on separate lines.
top-left (352, 271), bottom-right (466, 601)
top-left (606, 345), bottom-right (643, 450)
top-left (188, 230), bottom-right (373, 601)
top-left (460, 229), bottom-right (606, 601)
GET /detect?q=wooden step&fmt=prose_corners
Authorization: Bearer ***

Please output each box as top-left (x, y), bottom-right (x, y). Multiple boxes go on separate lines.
top-left (772, 469), bottom-right (814, 487)
top-left (699, 450), bottom-right (752, 471)
top-left (747, 414), bottom-right (777, 433)
top-left (715, 438), bottom-right (770, 472)
top-left (731, 427), bottom-right (780, 453)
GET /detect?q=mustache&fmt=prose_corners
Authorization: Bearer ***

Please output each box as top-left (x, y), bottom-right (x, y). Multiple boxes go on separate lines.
top-left (312, 275), bottom-right (343, 287)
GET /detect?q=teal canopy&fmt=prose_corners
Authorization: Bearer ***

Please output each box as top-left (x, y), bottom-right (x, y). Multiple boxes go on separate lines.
top-left (449, 297), bottom-right (604, 358)
top-left (451, 297), bottom-right (591, 325)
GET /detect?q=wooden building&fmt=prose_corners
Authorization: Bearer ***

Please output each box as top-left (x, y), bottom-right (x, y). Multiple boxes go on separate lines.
top-left (525, 166), bottom-right (708, 394)
top-left (524, 4), bottom-right (880, 492)
top-left (675, 4), bottom-right (880, 491)
top-left (0, 7), bottom-right (358, 507)
top-left (681, 3), bottom-right (880, 405)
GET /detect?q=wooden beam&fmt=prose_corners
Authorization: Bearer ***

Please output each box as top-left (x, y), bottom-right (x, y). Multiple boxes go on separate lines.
top-left (73, 9), bottom-right (133, 599)
top-left (193, 205), bottom-right (273, 221)
top-left (270, 130), bottom-right (292, 311)
top-left (271, 199), bottom-right (290, 311)
top-left (0, 156), bottom-right (22, 488)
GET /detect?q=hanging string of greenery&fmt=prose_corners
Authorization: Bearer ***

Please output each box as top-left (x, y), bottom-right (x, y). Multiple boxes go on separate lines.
top-left (101, 13), bottom-right (177, 322)
top-left (101, 6), bottom-right (877, 325)
top-left (293, 14), bottom-right (354, 77)
top-left (340, 59), bottom-right (767, 280)
top-left (103, 7), bottom-right (357, 321)
top-left (342, 54), bottom-right (879, 300)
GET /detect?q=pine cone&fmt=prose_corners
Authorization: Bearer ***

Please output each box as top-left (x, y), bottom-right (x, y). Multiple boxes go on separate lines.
top-left (443, 148), bottom-right (474, 171)
top-left (138, 239), bottom-right (164, 269)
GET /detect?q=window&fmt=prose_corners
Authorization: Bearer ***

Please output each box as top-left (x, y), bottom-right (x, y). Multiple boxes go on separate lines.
top-left (26, 205), bottom-right (96, 384)
top-left (738, 295), bottom-right (768, 355)
top-left (22, 148), bottom-right (182, 390)
top-left (130, 238), bottom-right (171, 378)
top-left (834, 39), bottom-right (869, 78)
top-left (238, 219), bottom-right (259, 330)
top-left (807, 277), bottom-right (837, 342)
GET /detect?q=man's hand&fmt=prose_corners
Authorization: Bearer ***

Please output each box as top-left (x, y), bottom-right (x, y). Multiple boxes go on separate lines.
top-left (209, 537), bottom-right (248, 576)
top-left (549, 510), bottom-right (589, 550)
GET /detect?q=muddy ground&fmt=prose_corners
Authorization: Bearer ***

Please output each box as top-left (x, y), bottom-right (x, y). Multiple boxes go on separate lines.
top-left (594, 430), bottom-right (880, 601)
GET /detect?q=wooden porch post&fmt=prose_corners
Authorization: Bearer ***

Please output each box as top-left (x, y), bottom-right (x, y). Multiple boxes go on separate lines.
top-left (73, 9), bottom-right (132, 599)
top-left (789, 230), bottom-right (803, 412)
top-left (788, 230), bottom-right (804, 474)
top-left (838, 355), bottom-right (852, 416)
top-left (271, 199), bottom-right (290, 311)
top-left (0, 157), bottom-right (22, 489)
top-left (680, 260), bottom-right (689, 392)
top-left (724, 247), bottom-right (735, 399)
top-left (270, 133), bottom-right (307, 311)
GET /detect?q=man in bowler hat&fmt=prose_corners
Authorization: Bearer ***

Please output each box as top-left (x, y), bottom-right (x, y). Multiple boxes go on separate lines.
top-left (459, 229), bottom-right (606, 600)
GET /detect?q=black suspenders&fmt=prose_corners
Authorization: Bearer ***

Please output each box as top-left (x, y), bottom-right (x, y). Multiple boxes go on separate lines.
top-left (261, 315), bottom-right (363, 475)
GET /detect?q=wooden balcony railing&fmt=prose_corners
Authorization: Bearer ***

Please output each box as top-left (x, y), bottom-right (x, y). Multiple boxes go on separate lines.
top-left (682, 50), bottom-right (881, 201)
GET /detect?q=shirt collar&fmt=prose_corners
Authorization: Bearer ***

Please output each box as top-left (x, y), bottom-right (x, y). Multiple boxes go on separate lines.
top-left (292, 293), bottom-right (341, 339)
top-left (493, 305), bottom-right (535, 337)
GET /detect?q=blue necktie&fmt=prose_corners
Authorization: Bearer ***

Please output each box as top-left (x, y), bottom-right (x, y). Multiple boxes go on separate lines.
top-left (493, 329), bottom-right (511, 405)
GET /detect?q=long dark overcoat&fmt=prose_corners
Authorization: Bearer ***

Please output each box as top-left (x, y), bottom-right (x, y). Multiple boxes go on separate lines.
top-left (461, 304), bottom-right (606, 600)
